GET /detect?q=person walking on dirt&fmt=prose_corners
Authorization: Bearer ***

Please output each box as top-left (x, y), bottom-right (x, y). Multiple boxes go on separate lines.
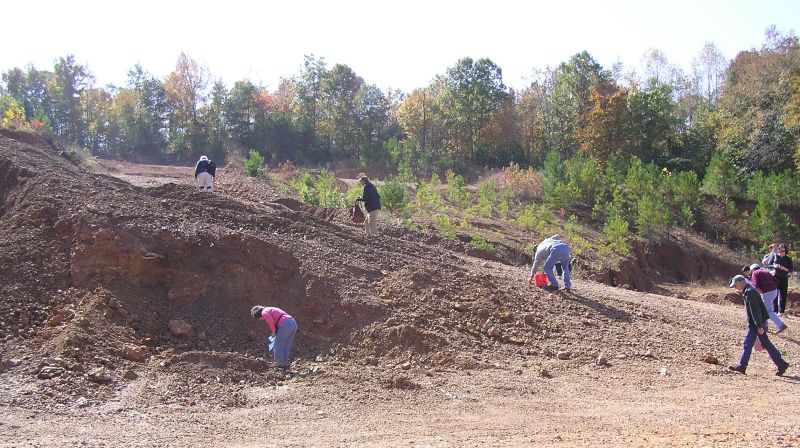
top-left (529, 234), bottom-right (571, 292)
top-left (251, 305), bottom-right (297, 370)
top-left (749, 264), bottom-right (787, 333)
top-left (194, 155), bottom-right (216, 192)
top-left (727, 275), bottom-right (790, 376)
top-left (356, 174), bottom-right (381, 236)
top-left (765, 243), bottom-right (793, 316)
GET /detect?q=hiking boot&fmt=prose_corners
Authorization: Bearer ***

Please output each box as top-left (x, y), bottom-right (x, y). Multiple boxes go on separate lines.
top-left (777, 361), bottom-right (790, 376)
top-left (728, 364), bottom-right (746, 374)
top-left (775, 325), bottom-right (788, 334)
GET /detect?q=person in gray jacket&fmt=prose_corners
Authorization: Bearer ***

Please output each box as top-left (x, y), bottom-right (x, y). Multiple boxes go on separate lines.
top-left (529, 234), bottom-right (572, 292)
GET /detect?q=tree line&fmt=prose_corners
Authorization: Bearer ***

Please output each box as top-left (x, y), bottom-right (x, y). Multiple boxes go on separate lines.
top-left (1, 28), bottom-right (799, 189)
top-left (2, 27), bottom-right (800, 249)
top-left (2, 28), bottom-right (799, 176)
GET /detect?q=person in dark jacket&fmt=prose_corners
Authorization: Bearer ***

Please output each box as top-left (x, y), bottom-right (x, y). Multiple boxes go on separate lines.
top-left (727, 275), bottom-right (790, 376)
top-left (765, 243), bottom-right (793, 316)
top-left (750, 264), bottom-right (787, 332)
top-left (194, 155), bottom-right (216, 192)
top-left (356, 174), bottom-right (381, 236)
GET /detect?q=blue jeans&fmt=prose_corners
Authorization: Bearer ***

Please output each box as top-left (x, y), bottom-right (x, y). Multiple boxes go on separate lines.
top-left (738, 324), bottom-right (785, 370)
top-left (274, 318), bottom-right (297, 364)
top-left (760, 289), bottom-right (785, 329)
top-left (543, 243), bottom-right (571, 289)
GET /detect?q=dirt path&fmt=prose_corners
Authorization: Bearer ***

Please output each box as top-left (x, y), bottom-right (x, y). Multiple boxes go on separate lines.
top-left (3, 278), bottom-right (799, 447)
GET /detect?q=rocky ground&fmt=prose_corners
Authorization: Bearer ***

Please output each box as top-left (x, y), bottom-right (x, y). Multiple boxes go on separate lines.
top-left (0, 130), bottom-right (798, 447)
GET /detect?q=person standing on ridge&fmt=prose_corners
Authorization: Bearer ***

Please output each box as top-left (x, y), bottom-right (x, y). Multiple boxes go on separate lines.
top-left (727, 275), bottom-right (790, 376)
top-left (194, 155), bottom-right (216, 192)
top-left (251, 305), bottom-right (297, 371)
top-left (356, 174), bottom-right (381, 236)
top-left (762, 243), bottom-right (778, 266)
top-left (529, 234), bottom-right (572, 292)
top-left (766, 243), bottom-right (793, 316)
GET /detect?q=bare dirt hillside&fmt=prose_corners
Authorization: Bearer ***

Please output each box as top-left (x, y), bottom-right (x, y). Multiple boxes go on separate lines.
top-left (1, 131), bottom-right (798, 447)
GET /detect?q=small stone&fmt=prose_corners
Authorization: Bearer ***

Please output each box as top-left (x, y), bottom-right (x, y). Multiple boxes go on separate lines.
top-left (75, 397), bottom-right (88, 408)
top-left (384, 317), bottom-right (399, 326)
top-left (87, 367), bottom-right (112, 383)
top-left (514, 369), bottom-right (523, 375)
top-left (123, 370), bottom-right (138, 380)
top-left (385, 375), bottom-right (421, 390)
top-left (644, 350), bottom-right (655, 358)
top-left (5, 358), bottom-right (22, 369)
top-left (699, 354), bottom-right (718, 365)
top-left (659, 367), bottom-right (669, 376)
top-left (41, 357), bottom-right (68, 369)
top-left (596, 355), bottom-right (609, 366)
top-left (539, 369), bottom-right (552, 378)
top-left (37, 366), bottom-right (65, 379)
top-left (453, 302), bottom-right (470, 312)
top-left (120, 344), bottom-right (148, 362)
top-left (168, 319), bottom-right (194, 338)
top-left (557, 351), bottom-right (570, 360)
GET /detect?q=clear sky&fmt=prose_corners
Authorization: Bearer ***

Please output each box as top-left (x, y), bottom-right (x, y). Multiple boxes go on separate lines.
top-left (2, 0), bottom-right (798, 93)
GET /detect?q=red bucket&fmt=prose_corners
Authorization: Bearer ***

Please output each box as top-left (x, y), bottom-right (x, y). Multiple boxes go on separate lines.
top-left (533, 272), bottom-right (548, 287)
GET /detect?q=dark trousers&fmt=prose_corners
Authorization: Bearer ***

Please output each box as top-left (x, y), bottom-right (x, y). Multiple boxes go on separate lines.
top-left (738, 325), bottom-right (785, 370)
top-left (776, 276), bottom-right (788, 313)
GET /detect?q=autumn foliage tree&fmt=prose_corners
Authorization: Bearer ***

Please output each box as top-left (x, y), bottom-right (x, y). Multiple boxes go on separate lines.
top-left (576, 81), bottom-right (631, 157)
top-left (716, 28), bottom-right (800, 172)
top-left (164, 52), bottom-right (209, 159)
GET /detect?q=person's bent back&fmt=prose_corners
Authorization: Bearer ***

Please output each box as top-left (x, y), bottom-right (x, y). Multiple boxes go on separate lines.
top-left (195, 155), bottom-right (216, 192)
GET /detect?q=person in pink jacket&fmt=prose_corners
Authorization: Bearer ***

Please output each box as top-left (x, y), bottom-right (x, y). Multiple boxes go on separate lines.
top-left (250, 305), bottom-right (297, 370)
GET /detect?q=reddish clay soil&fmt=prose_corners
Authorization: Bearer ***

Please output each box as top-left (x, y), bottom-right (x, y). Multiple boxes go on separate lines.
top-left (1, 131), bottom-right (799, 447)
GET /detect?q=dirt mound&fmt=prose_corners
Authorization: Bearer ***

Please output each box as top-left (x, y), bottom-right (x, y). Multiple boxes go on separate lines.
top-left (0, 130), bottom-right (772, 416)
top-left (0, 128), bottom-right (64, 153)
top-left (4, 131), bottom-right (800, 446)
